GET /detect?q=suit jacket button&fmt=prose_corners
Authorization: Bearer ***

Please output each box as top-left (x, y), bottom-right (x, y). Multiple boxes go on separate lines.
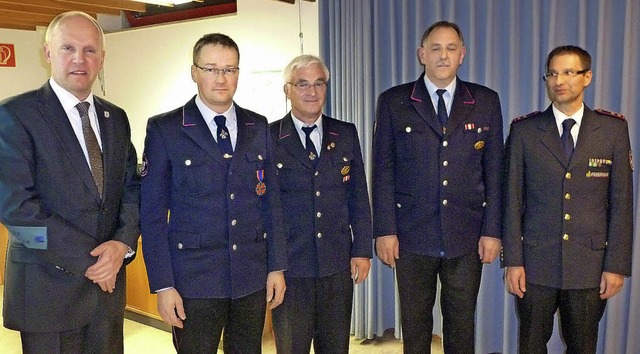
top-left (185, 159), bottom-right (191, 166)
top-left (232, 244), bottom-right (237, 251)
top-left (564, 214), bottom-right (571, 220)
top-left (316, 191), bottom-right (321, 197)
top-left (396, 203), bottom-right (402, 208)
top-left (563, 234), bottom-right (569, 241)
top-left (442, 199), bottom-right (448, 205)
top-left (565, 172), bottom-right (572, 179)
top-left (442, 141), bottom-right (448, 147)
top-left (231, 219), bottom-right (237, 226)
top-left (317, 232), bottom-right (322, 238)
top-left (442, 161), bottom-right (448, 167)
top-left (316, 212), bottom-right (322, 218)
top-left (177, 243), bottom-right (183, 249)
top-left (230, 193), bottom-right (235, 200)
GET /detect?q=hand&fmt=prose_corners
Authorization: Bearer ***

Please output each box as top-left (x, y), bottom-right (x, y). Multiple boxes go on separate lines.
top-left (478, 236), bottom-right (501, 264)
top-left (85, 240), bottom-right (129, 293)
top-left (599, 272), bottom-right (624, 299)
top-left (375, 235), bottom-right (399, 267)
top-left (350, 257), bottom-right (371, 284)
top-left (266, 271), bottom-right (286, 309)
top-left (157, 288), bottom-right (186, 328)
top-left (506, 266), bottom-right (526, 298)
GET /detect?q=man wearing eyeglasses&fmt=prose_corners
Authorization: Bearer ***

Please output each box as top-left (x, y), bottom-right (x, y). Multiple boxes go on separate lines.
top-left (372, 21), bottom-right (504, 353)
top-left (269, 55), bottom-right (372, 354)
top-left (140, 33), bottom-right (287, 353)
top-left (503, 45), bottom-right (633, 353)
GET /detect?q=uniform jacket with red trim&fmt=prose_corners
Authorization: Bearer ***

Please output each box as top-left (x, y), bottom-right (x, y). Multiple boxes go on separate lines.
top-left (141, 96), bottom-right (287, 299)
top-left (372, 74), bottom-right (504, 258)
top-left (270, 114), bottom-right (372, 278)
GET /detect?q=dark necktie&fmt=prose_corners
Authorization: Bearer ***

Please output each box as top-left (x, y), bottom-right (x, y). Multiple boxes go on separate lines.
top-left (76, 102), bottom-right (103, 197)
top-left (214, 115), bottom-right (233, 158)
top-left (436, 89), bottom-right (448, 126)
top-left (301, 125), bottom-right (318, 164)
top-left (561, 118), bottom-right (576, 159)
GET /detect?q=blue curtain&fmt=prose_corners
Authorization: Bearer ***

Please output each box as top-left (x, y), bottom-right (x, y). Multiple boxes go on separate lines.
top-left (319, 1), bottom-right (640, 353)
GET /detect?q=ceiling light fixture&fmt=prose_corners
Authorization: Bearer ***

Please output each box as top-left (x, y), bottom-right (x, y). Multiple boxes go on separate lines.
top-left (131, 0), bottom-right (197, 7)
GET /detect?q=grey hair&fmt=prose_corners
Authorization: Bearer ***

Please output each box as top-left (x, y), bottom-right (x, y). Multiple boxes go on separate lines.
top-left (283, 54), bottom-right (330, 83)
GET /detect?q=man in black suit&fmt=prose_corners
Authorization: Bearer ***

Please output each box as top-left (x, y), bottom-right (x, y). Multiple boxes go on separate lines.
top-left (140, 33), bottom-right (287, 353)
top-left (372, 21), bottom-right (504, 353)
top-left (503, 45), bottom-right (633, 353)
top-left (270, 55), bottom-right (372, 354)
top-left (0, 12), bottom-right (140, 354)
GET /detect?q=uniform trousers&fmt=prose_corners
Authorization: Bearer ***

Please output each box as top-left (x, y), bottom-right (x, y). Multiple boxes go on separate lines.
top-left (272, 268), bottom-right (353, 354)
top-left (173, 289), bottom-right (266, 354)
top-left (20, 275), bottom-right (126, 354)
top-left (396, 251), bottom-right (482, 354)
top-left (516, 282), bottom-right (606, 354)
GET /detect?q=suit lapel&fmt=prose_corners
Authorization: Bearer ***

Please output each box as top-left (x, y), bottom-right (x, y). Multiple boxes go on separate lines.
top-left (568, 107), bottom-right (599, 169)
top-left (232, 104), bottom-right (257, 167)
top-left (538, 106), bottom-right (569, 166)
top-left (446, 79), bottom-right (476, 136)
top-left (38, 83), bottom-right (101, 202)
top-left (409, 74), bottom-right (443, 136)
top-left (276, 113), bottom-right (315, 169)
top-left (319, 115), bottom-right (340, 169)
top-left (180, 97), bottom-right (225, 165)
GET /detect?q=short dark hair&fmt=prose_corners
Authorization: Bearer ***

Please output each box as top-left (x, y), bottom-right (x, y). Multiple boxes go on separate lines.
top-left (420, 21), bottom-right (465, 46)
top-left (192, 33), bottom-right (240, 64)
top-left (545, 45), bottom-right (592, 72)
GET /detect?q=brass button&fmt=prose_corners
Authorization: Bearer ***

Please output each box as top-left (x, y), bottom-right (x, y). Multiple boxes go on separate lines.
top-left (563, 234), bottom-right (569, 241)
top-left (565, 172), bottom-right (572, 179)
top-left (564, 193), bottom-right (570, 200)
top-left (564, 214), bottom-right (571, 220)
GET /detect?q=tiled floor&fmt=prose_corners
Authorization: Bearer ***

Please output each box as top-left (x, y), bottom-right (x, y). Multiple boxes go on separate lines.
top-left (1, 285), bottom-right (443, 353)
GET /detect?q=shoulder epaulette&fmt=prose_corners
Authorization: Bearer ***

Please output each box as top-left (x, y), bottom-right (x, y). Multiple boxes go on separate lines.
top-left (595, 108), bottom-right (625, 120)
top-left (512, 111), bottom-right (541, 123)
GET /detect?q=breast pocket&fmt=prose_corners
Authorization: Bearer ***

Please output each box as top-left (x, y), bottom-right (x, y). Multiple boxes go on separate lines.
top-left (333, 152), bottom-right (353, 185)
top-left (172, 156), bottom-right (215, 196)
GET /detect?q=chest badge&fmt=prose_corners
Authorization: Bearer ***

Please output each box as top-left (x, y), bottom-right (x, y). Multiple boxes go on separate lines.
top-left (255, 170), bottom-right (266, 196)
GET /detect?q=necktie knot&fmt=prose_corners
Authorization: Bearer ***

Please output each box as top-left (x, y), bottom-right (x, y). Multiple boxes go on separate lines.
top-left (301, 125), bottom-right (317, 137)
top-left (562, 118), bottom-right (576, 131)
top-left (436, 89), bottom-right (447, 98)
top-left (76, 101), bottom-right (90, 117)
top-left (214, 115), bottom-right (227, 128)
